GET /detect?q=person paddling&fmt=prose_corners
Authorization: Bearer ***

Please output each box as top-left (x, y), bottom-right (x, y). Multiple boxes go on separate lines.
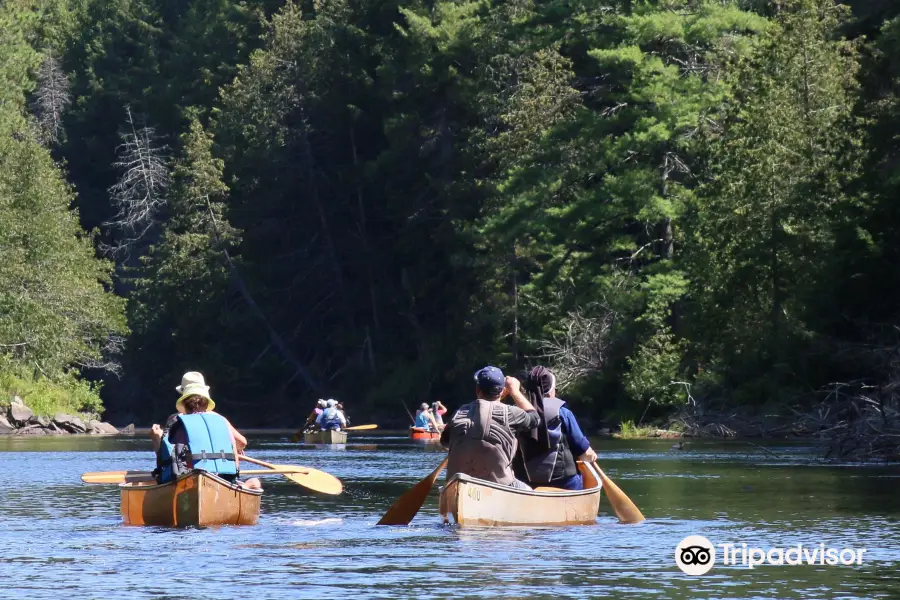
top-left (149, 372), bottom-right (261, 490)
top-left (316, 399), bottom-right (347, 431)
top-left (415, 403), bottom-right (442, 432)
top-left (513, 366), bottom-right (597, 490)
top-left (432, 401), bottom-right (448, 428)
top-left (303, 399), bottom-right (327, 432)
top-left (440, 366), bottom-right (540, 489)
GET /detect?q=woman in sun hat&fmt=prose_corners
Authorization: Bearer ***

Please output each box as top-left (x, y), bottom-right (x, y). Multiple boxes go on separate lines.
top-left (150, 372), bottom-right (260, 489)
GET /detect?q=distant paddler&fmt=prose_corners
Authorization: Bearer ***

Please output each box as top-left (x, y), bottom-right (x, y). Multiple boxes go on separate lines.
top-left (302, 399), bottom-right (327, 432)
top-left (316, 399), bottom-right (347, 431)
top-left (432, 401), bottom-right (448, 429)
top-left (149, 371), bottom-right (261, 490)
top-left (415, 403), bottom-right (442, 432)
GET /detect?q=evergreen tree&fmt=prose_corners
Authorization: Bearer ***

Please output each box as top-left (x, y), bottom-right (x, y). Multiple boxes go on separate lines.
top-left (687, 0), bottom-right (860, 403)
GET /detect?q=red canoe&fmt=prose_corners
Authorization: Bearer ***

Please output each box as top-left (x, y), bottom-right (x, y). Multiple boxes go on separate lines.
top-left (409, 427), bottom-right (440, 440)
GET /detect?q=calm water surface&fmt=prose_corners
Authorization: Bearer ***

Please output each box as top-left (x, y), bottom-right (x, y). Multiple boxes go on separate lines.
top-left (0, 433), bottom-right (898, 598)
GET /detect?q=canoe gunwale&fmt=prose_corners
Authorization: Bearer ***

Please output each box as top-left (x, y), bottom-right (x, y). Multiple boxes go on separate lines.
top-left (442, 461), bottom-right (602, 498)
top-left (119, 470), bottom-right (263, 497)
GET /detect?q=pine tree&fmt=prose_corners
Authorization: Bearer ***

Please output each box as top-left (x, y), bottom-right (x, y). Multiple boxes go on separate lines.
top-left (687, 0), bottom-right (860, 403)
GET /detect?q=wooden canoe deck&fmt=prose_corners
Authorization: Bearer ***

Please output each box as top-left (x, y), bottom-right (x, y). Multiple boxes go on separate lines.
top-left (120, 470), bottom-right (261, 527)
top-left (439, 462), bottom-right (603, 527)
top-left (303, 429), bottom-right (348, 444)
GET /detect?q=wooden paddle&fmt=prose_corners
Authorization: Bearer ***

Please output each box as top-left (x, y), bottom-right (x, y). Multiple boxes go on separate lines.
top-left (377, 456), bottom-right (448, 525)
top-left (344, 424), bottom-right (378, 431)
top-left (594, 463), bottom-right (645, 523)
top-left (82, 467), bottom-right (310, 484)
top-left (238, 454), bottom-right (343, 495)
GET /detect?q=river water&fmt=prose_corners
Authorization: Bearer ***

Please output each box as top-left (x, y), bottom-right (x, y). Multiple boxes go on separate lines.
top-left (0, 433), bottom-right (898, 599)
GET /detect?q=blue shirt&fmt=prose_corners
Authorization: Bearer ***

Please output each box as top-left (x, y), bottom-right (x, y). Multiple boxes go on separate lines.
top-left (414, 412), bottom-right (432, 429)
top-left (558, 404), bottom-right (590, 457)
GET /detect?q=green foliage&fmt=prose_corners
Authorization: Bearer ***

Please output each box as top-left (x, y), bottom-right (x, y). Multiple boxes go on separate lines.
top-left (0, 360), bottom-right (104, 417)
top-left (616, 419), bottom-right (656, 439)
top-left (2, 0), bottom-right (899, 426)
top-left (686, 0), bottom-right (861, 402)
top-left (0, 0), bottom-right (126, 404)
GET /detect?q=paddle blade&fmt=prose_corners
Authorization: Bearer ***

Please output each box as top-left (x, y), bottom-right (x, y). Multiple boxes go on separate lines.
top-left (82, 471), bottom-right (156, 484)
top-left (269, 464), bottom-right (343, 495)
top-left (345, 424), bottom-right (378, 431)
top-left (377, 457), bottom-right (448, 526)
top-left (596, 466), bottom-right (645, 524)
top-left (237, 454), bottom-right (343, 495)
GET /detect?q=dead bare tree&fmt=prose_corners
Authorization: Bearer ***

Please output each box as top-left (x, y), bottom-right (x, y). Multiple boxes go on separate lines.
top-left (536, 305), bottom-right (616, 390)
top-left (75, 334), bottom-right (126, 377)
top-left (105, 107), bottom-right (170, 255)
top-left (31, 52), bottom-right (71, 146)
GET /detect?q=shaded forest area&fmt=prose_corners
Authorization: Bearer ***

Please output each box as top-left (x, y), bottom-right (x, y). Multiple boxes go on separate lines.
top-left (2, 0), bottom-right (900, 456)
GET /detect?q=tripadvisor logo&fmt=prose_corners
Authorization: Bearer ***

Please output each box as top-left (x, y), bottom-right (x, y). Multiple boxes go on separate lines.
top-left (675, 536), bottom-right (868, 574)
top-left (676, 535), bottom-right (716, 575)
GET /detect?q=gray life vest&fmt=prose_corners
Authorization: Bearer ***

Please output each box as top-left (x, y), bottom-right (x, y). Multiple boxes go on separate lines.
top-left (445, 400), bottom-right (518, 485)
top-left (518, 397), bottom-right (578, 484)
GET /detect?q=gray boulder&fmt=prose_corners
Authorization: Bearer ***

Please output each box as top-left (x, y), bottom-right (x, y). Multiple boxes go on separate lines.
top-left (88, 420), bottom-right (119, 435)
top-left (0, 415), bottom-right (15, 433)
top-left (36, 415), bottom-right (51, 428)
top-left (15, 425), bottom-right (46, 436)
top-left (8, 401), bottom-right (34, 426)
top-left (53, 413), bottom-right (87, 433)
top-left (120, 423), bottom-right (135, 435)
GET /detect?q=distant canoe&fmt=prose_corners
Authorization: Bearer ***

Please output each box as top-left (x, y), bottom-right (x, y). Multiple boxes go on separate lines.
top-left (304, 429), bottom-right (348, 444)
top-left (409, 427), bottom-right (440, 440)
top-left (120, 470), bottom-right (261, 527)
top-left (439, 462), bottom-right (602, 527)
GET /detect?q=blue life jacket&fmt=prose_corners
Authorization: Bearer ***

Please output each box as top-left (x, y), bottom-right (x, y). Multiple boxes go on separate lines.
top-left (414, 412), bottom-right (432, 429)
top-left (320, 407), bottom-right (342, 430)
top-left (158, 413), bottom-right (237, 483)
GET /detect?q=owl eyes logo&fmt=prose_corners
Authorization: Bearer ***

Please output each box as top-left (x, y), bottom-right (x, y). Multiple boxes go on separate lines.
top-left (676, 536), bottom-right (716, 575)
top-left (680, 545), bottom-right (712, 566)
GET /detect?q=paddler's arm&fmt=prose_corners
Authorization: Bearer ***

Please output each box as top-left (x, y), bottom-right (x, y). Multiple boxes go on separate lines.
top-left (560, 406), bottom-right (597, 462)
top-left (504, 377), bottom-right (541, 431)
top-left (150, 424), bottom-right (164, 453)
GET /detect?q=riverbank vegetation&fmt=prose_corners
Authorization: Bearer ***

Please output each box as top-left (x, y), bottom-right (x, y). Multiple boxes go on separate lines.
top-left (1, 0), bottom-right (899, 457)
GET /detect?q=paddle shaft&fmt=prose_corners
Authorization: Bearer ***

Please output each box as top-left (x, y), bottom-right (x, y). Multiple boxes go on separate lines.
top-left (82, 467), bottom-right (310, 484)
top-left (344, 424), bottom-right (378, 431)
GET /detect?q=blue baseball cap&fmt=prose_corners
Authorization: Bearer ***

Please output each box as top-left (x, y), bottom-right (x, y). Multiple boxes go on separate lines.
top-left (474, 366), bottom-right (505, 394)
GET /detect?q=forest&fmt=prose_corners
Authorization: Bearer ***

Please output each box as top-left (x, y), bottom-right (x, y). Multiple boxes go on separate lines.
top-left (1, 0), bottom-right (899, 453)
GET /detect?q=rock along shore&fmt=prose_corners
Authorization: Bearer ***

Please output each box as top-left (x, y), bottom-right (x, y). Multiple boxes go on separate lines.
top-left (0, 396), bottom-right (133, 436)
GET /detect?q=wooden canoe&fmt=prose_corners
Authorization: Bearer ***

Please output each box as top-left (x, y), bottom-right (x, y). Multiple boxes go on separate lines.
top-left (409, 427), bottom-right (440, 440)
top-left (439, 462), bottom-right (603, 527)
top-left (120, 470), bottom-right (261, 527)
top-left (303, 429), bottom-right (348, 444)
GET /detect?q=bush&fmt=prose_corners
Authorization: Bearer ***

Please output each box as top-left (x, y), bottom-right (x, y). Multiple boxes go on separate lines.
top-left (0, 363), bottom-right (104, 417)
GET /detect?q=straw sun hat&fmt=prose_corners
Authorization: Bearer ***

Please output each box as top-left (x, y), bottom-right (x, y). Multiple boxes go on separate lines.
top-left (175, 371), bottom-right (215, 413)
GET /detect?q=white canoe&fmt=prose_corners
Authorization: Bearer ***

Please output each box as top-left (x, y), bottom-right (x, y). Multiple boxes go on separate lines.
top-left (439, 462), bottom-right (602, 527)
top-left (303, 429), bottom-right (348, 444)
